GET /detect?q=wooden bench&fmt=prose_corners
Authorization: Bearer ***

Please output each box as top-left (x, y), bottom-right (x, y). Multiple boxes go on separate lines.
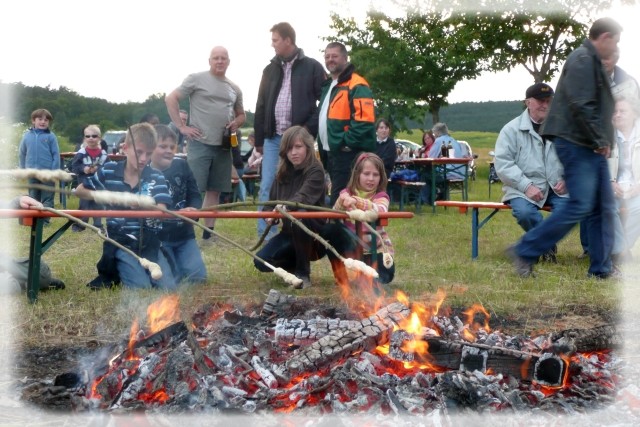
top-left (241, 173), bottom-right (260, 201)
top-left (2, 209), bottom-right (413, 303)
top-left (388, 180), bottom-right (426, 212)
top-left (435, 201), bottom-right (550, 260)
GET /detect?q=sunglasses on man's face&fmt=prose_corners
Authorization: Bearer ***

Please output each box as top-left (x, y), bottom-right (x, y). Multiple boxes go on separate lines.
top-left (85, 134), bottom-right (100, 138)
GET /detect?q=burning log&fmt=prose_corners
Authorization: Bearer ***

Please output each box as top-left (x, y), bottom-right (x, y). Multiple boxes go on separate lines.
top-left (251, 356), bottom-right (278, 389)
top-left (390, 334), bottom-right (568, 386)
top-left (261, 288), bottom-right (301, 318)
top-left (550, 324), bottom-right (621, 354)
top-left (281, 302), bottom-right (411, 379)
top-left (274, 317), bottom-right (362, 345)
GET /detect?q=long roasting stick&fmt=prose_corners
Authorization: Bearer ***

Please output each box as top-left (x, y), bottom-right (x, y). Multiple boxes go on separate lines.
top-left (274, 206), bottom-right (379, 279)
top-left (36, 206), bottom-right (163, 279)
top-left (149, 204), bottom-right (302, 287)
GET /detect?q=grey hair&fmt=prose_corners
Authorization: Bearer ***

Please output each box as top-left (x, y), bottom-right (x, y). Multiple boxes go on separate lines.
top-left (432, 122), bottom-right (449, 136)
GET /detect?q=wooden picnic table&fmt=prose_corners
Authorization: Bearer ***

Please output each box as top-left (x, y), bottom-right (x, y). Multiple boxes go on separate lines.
top-left (394, 157), bottom-right (471, 213)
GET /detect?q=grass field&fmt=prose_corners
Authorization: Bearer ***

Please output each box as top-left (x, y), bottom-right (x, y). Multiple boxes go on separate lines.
top-left (1, 129), bottom-right (624, 351)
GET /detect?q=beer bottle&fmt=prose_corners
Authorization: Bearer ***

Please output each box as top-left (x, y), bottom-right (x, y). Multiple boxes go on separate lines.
top-left (440, 142), bottom-right (448, 158)
top-left (230, 131), bottom-right (238, 148)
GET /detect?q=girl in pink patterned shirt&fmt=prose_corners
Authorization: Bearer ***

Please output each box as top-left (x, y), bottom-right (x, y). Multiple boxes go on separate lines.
top-left (326, 152), bottom-right (395, 285)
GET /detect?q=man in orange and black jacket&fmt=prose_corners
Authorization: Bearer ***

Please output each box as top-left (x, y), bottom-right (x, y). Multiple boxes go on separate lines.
top-left (317, 42), bottom-right (376, 206)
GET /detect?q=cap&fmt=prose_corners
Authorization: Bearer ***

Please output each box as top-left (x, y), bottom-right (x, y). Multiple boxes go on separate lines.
top-left (526, 83), bottom-right (554, 100)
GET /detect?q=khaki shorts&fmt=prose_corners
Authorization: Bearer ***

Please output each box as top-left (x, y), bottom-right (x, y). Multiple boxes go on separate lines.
top-left (187, 140), bottom-right (232, 192)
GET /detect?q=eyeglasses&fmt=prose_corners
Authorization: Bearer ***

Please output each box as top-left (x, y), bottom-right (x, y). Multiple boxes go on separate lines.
top-left (85, 134), bottom-right (100, 138)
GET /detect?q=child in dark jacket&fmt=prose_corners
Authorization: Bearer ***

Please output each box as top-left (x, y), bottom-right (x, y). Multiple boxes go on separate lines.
top-left (18, 108), bottom-right (60, 223)
top-left (71, 124), bottom-right (108, 231)
top-left (151, 125), bottom-right (207, 284)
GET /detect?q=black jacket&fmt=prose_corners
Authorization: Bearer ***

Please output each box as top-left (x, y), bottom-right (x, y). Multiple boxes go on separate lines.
top-left (254, 48), bottom-right (326, 147)
top-left (375, 137), bottom-right (397, 179)
top-left (541, 39), bottom-right (615, 150)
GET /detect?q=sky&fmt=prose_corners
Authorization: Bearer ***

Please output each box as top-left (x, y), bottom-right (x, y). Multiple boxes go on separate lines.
top-left (1, 0), bottom-right (638, 112)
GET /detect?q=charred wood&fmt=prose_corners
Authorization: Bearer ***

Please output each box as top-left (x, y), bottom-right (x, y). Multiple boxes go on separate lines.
top-left (282, 302), bottom-right (411, 379)
top-left (550, 324), bottom-right (621, 354)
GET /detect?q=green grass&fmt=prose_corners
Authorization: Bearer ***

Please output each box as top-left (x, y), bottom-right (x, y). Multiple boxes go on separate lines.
top-left (2, 128), bottom-right (622, 349)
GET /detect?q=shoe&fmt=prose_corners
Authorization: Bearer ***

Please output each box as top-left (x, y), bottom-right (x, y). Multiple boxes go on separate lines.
top-left (541, 245), bottom-right (558, 263)
top-left (578, 250), bottom-right (589, 259)
top-left (86, 276), bottom-right (118, 290)
top-left (71, 224), bottom-right (85, 232)
top-left (505, 245), bottom-right (534, 278)
top-left (45, 278), bottom-right (65, 291)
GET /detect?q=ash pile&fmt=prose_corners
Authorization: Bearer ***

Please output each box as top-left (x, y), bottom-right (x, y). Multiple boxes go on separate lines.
top-left (21, 289), bottom-right (630, 418)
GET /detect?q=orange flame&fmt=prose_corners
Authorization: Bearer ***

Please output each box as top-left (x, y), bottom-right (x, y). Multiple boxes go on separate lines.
top-left (463, 303), bottom-right (491, 334)
top-left (147, 294), bottom-right (181, 334)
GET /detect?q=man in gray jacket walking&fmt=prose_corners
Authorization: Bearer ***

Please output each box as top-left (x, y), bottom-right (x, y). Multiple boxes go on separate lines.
top-left (495, 83), bottom-right (568, 262)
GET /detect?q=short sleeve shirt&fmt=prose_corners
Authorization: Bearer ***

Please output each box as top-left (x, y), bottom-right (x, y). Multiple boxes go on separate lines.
top-left (178, 71), bottom-right (244, 146)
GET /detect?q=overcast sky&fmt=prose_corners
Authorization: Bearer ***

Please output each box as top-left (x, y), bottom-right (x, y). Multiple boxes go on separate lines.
top-left (0, 1), bottom-right (638, 110)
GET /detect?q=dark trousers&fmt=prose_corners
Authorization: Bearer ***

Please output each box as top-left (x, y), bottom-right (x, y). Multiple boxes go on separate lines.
top-left (327, 150), bottom-right (359, 206)
top-left (321, 221), bottom-right (395, 285)
top-left (254, 220), bottom-right (326, 277)
top-left (515, 138), bottom-right (615, 277)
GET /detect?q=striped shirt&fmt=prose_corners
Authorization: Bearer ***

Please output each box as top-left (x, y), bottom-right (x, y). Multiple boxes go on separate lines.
top-left (89, 160), bottom-right (171, 252)
top-left (274, 57), bottom-right (295, 135)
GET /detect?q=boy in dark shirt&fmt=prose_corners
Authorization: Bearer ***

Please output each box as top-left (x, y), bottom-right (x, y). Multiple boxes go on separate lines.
top-left (151, 125), bottom-right (207, 284)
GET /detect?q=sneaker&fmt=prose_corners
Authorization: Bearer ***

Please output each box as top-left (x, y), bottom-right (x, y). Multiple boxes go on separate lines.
top-left (86, 276), bottom-right (118, 290)
top-left (46, 278), bottom-right (65, 290)
top-left (588, 267), bottom-right (623, 280)
top-left (505, 245), bottom-right (535, 278)
top-left (541, 245), bottom-right (558, 263)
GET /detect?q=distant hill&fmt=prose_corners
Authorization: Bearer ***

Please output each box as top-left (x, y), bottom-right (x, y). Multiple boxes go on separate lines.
top-left (439, 100), bottom-right (525, 132)
top-left (407, 100), bottom-right (525, 133)
top-left (1, 81), bottom-right (519, 138)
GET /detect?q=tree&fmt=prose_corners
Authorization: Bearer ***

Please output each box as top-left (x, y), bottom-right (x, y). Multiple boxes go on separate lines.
top-left (329, 8), bottom-right (495, 127)
top-left (327, 0), bottom-right (636, 129)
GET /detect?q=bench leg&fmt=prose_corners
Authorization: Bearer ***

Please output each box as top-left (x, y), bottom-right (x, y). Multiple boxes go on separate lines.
top-left (27, 218), bottom-right (45, 303)
top-left (472, 208), bottom-right (479, 260)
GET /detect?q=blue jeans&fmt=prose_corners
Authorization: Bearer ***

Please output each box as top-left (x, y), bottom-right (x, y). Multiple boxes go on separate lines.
top-left (28, 178), bottom-right (54, 221)
top-left (508, 192), bottom-right (568, 232)
top-left (162, 238), bottom-right (207, 284)
top-left (257, 135), bottom-right (282, 237)
top-left (515, 138), bottom-right (615, 277)
top-left (115, 248), bottom-right (177, 290)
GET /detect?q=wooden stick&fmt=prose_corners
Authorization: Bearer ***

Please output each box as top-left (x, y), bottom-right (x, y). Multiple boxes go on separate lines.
top-left (38, 206), bottom-right (162, 279)
top-left (150, 205), bottom-right (302, 287)
top-left (274, 206), bottom-right (379, 279)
